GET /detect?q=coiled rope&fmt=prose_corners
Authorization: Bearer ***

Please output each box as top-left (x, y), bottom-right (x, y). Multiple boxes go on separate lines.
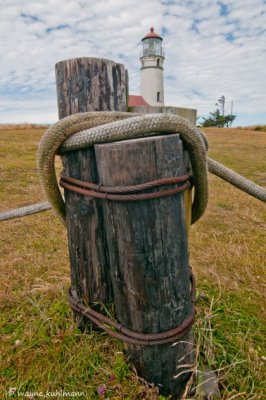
top-left (0, 112), bottom-right (265, 223)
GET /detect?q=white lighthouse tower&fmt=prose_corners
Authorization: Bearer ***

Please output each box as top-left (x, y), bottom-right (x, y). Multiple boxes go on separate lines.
top-left (140, 27), bottom-right (165, 106)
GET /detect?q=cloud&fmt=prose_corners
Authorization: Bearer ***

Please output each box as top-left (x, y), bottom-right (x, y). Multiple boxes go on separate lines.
top-left (0, 0), bottom-right (265, 125)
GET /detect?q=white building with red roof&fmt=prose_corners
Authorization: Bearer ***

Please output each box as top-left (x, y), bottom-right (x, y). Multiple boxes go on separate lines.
top-left (128, 95), bottom-right (148, 107)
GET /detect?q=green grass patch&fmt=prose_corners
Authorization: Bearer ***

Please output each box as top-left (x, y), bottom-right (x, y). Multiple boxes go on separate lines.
top-left (195, 283), bottom-right (265, 397)
top-left (1, 285), bottom-right (265, 399)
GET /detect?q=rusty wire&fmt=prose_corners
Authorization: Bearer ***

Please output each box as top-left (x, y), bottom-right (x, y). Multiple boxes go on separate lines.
top-left (59, 173), bottom-right (191, 202)
top-left (68, 270), bottom-right (196, 346)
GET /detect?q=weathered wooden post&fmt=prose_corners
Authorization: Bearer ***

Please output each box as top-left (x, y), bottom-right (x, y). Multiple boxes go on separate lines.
top-left (95, 136), bottom-right (194, 397)
top-left (55, 57), bottom-right (195, 398)
top-left (55, 57), bottom-right (127, 321)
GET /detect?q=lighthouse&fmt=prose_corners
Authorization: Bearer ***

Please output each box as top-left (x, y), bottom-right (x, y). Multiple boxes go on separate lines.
top-left (128, 28), bottom-right (196, 125)
top-left (140, 27), bottom-right (165, 106)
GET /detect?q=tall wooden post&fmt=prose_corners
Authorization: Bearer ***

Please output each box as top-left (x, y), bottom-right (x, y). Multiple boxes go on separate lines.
top-left (55, 57), bottom-right (194, 397)
top-left (55, 57), bottom-right (127, 321)
top-left (95, 135), bottom-right (194, 398)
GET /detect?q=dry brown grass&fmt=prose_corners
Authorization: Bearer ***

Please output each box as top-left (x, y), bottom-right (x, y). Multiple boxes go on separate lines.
top-left (0, 126), bottom-right (265, 399)
top-left (0, 124), bottom-right (49, 131)
top-left (191, 128), bottom-right (266, 307)
top-left (236, 125), bottom-right (266, 132)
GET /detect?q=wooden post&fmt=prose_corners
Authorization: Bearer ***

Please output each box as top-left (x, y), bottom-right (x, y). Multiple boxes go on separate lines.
top-left (55, 57), bottom-right (127, 324)
top-left (95, 135), bottom-right (194, 398)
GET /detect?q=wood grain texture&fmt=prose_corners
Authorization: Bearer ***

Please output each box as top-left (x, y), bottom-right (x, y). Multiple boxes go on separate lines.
top-left (55, 57), bottom-right (127, 119)
top-left (62, 149), bottom-right (112, 305)
top-left (95, 134), bottom-right (194, 398)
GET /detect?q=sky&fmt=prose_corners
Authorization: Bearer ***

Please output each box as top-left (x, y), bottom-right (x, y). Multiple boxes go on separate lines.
top-left (0, 0), bottom-right (265, 126)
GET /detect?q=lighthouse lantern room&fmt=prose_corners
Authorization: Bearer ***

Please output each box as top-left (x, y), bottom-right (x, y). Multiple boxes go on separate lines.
top-left (140, 27), bottom-right (165, 106)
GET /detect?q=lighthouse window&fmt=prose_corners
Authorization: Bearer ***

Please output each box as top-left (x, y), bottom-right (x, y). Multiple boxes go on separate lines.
top-left (157, 92), bottom-right (160, 102)
top-left (157, 58), bottom-right (160, 66)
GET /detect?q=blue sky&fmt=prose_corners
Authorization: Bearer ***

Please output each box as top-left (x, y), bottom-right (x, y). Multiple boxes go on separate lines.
top-left (0, 0), bottom-right (265, 126)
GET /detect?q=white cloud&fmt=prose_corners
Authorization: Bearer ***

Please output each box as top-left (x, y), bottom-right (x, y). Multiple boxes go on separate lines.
top-left (0, 0), bottom-right (265, 125)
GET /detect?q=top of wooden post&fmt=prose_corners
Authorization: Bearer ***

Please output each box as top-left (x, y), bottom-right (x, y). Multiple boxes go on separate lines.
top-left (55, 57), bottom-right (125, 69)
top-left (55, 57), bottom-right (127, 118)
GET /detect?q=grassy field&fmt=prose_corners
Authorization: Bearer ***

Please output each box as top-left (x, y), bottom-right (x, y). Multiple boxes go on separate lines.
top-left (0, 126), bottom-right (265, 400)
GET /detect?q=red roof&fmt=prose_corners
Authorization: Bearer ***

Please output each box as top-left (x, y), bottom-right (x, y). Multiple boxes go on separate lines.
top-left (128, 95), bottom-right (149, 107)
top-left (143, 27), bottom-right (162, 40)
